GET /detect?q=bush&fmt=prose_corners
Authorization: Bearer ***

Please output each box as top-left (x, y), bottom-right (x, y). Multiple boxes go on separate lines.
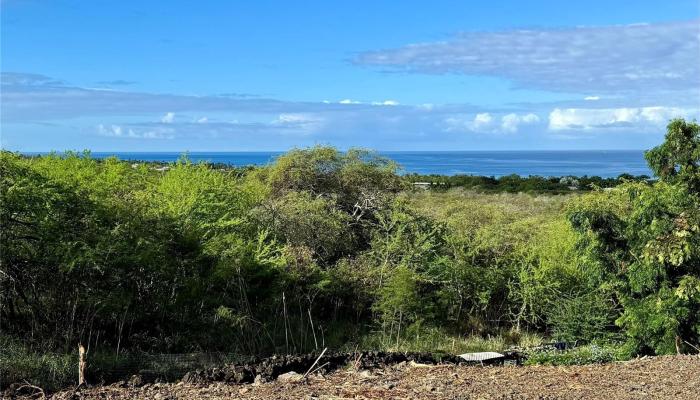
top-left (547, 291), bottom-right (618, 343)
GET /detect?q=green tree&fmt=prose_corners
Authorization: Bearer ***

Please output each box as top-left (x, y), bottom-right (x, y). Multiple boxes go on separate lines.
top-left (568, 119), bottom-right (700, 354)
top-left (645, 118), bottom-right (700, 192)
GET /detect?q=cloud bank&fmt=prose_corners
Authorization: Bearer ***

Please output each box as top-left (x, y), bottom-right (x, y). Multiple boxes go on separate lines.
top-left (549, 106), bottom-right (698, 130)
top-left (2, 71), bottom-right (697, 150)
top-left (355, 20), bottom-right (700, 97)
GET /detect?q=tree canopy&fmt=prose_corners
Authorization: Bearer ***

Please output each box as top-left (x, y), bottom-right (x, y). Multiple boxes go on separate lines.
top-left (1, 121), bottom-right (698, 367)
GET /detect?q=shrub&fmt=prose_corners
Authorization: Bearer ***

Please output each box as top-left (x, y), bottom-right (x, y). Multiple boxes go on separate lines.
top-left (547, 291), bottom-right (619, 343)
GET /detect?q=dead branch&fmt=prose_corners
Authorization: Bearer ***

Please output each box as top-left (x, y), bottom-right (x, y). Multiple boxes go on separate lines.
top-left (16, 381), bottom-right (45, 399)
top-left (302, 347), bottom-right (328, 380)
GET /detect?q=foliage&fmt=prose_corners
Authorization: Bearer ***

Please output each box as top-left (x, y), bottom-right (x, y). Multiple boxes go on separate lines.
top-left (546, 291), bottom-right (618, 343)
top-left (645, 118), bottom-right (700, 192)
top-left (355, 327), bottom-right (543, 355)
top-left (404, 172), bottom-right (650, 194)
top-left (1, 121), bottom-right (699, 389)
top-left (0, 336), bottom-right (75, 392)
top-left (567, 119), bottom-right (700, 355)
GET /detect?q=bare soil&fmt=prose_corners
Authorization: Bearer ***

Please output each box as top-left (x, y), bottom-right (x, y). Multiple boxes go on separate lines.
top-left (15, 355), bottom-right (700, 399)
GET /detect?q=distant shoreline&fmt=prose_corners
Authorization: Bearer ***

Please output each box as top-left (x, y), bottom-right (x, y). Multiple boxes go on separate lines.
top-left (15, 149), bottom-right (651, 178)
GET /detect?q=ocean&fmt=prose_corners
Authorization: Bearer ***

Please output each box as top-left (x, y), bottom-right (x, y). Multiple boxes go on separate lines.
top-left (31, 150), bottom-right (651, 178)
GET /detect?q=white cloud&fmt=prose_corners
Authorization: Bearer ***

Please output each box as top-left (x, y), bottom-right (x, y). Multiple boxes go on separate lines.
top-left (355, 20), bottom-right (700, 97)
top-left (161, 112), bottom-right (175, 123)
top-left (500, 114), bottom-right (520, 133)
top-left (98, 124), bottom-right (123, 137)
top-left (472, 113), bottom-right (493, 130)
top-left (337, 99), bottom-right (401, 106)
top-left (444, 113), bottom-right (494, 133)
top-left (446, 112), bottom-right (542, 133)
top-left (272, 113), bottom-right (323, 134)
top-left (584, 96), bottom-right (600, 101)
top-left (371, 100), bottom-right (400, 106)
top-left (98, 124), bottom-right (174, 139)
top-left (548, 106), bottom-right (698, 130)
top-left (275, 113), bottom-right (317, 124)
top-left (197, 117), bottom-right (208, 123)
top-left (522, 113), bottom-right (539, 123)
top-left (501, 113), bottom-right (540, 133)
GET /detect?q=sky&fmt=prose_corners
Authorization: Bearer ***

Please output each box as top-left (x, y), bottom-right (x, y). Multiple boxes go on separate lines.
top-left (1, 1), bottom-right (699, 152)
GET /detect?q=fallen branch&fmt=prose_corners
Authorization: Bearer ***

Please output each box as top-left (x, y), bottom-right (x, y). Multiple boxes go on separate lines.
top-left (309, 361), bottom-right (330, 376)
top-left (683, 340), bottom-right (700, 353)
top-left (353, 353), bottom-right (364, 370)
top-left (302, 347), bottom-right (327, 380)
top-left (16, 381), bottom-right (45, 399)
top-left (409, 360), bottom-right (434, 368)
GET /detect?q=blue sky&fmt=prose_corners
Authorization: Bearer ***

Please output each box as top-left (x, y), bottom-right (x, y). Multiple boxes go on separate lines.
top-left (1, 1), bottom-right (699, 151)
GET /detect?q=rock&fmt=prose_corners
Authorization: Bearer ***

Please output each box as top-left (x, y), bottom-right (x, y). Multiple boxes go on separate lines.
top-left (358, 370), bottom-right (375, 379)
top-left (176, 350), bottom-right (472, 387)
top-left (277, 371), bottom-right (303, 383)
top-left (128, 374), bottom-right (143, 387)
top-left (253, 374), bottom-right (266, 386)
top-left (228, 365), bottom-right (255, 383)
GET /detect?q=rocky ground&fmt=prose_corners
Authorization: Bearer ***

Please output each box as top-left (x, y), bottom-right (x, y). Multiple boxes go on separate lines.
top-left (10, 355), bottom-right (700, 399)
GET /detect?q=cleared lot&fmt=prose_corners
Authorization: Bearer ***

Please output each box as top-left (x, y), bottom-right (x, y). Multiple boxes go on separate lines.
top-left (34, 355), bottom-right (700, 400)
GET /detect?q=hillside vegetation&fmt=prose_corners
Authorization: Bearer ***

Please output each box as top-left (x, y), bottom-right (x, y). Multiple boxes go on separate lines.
top-left (1, 119), bottom-right (699, 389)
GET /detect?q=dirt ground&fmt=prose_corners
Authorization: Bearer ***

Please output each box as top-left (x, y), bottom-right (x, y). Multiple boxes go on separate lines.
top-left (22, 355), bottom-right (700, 399)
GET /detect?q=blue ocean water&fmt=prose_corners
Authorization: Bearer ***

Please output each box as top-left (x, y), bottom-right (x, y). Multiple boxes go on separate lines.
top-left (32, 150), bottom-right (651, 178)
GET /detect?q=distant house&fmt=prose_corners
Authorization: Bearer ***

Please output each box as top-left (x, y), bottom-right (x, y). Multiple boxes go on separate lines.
top-left (413, 182), bottom-right (431, 190)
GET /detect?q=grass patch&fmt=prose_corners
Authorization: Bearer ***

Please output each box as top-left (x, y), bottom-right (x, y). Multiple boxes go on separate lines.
top-left (524, 343), bottom-right (628, 366)
top-left (0, 336), bottom-right (241, 391)
top-left (350, 327), bottom-right (544, 355)
top-left (0, 336), bottom-right (75, 391)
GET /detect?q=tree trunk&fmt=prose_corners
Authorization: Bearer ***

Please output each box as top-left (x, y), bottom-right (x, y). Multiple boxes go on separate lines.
top-left (78, 343), bottom-right (87, 386)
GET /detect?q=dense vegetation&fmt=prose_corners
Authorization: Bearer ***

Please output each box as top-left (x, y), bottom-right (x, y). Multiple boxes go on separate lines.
top-left (1, 119), bottom-right (698, 388)
top-left (404, 172), bottom-right (650, 193)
